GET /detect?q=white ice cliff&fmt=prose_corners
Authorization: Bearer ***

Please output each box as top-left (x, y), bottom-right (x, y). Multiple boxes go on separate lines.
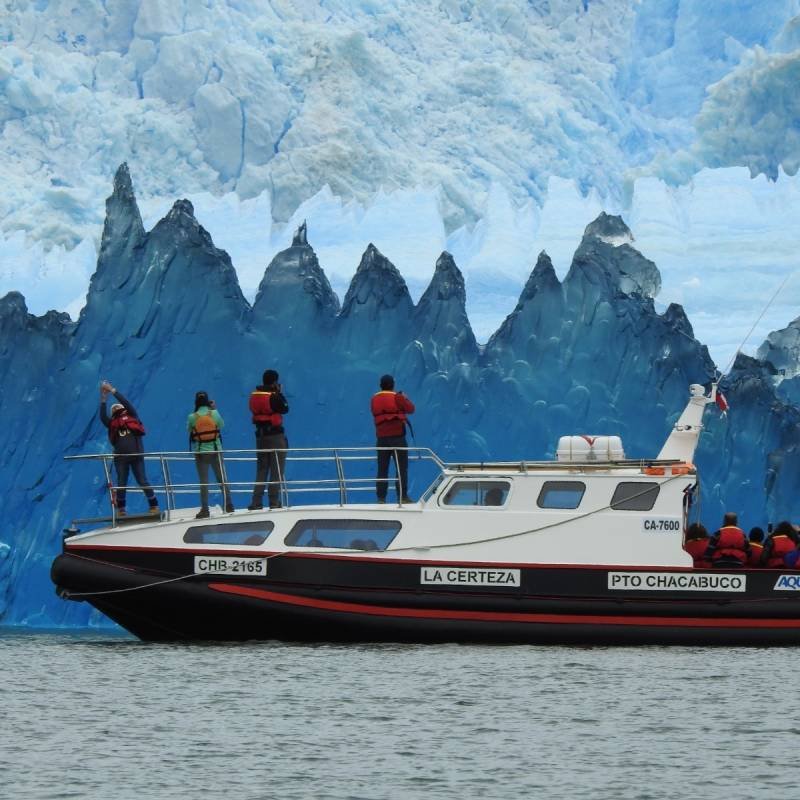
top-left (2, 1), bottom-right (800, 367)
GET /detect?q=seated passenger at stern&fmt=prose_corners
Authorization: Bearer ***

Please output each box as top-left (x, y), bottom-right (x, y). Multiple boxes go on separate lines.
top-left (683, 523), bottom-right (711, 568)
top-left (784, 533), bottom-right (800, 569)
top-left (747, 527), bottom-right (765, 566)
top-left (760, 521), bottom-right (798, 568)
top-left (704, 512), bottom-right (750, 568)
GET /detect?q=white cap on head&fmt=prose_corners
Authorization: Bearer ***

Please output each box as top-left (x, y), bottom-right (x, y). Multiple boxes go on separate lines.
top-left (110, 403), bottom-right (124, 415)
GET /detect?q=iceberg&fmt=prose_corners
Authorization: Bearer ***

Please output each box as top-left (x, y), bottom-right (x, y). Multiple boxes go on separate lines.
top-left (2, 166), bottom-right (799, 627)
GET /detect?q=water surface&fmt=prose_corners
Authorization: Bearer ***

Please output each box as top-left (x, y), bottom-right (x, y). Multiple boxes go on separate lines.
top-left (2, 631), bottom-right (795, 799)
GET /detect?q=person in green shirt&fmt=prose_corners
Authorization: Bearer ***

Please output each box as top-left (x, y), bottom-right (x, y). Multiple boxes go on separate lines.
top-left (187, 391), bottom-right (234, 518)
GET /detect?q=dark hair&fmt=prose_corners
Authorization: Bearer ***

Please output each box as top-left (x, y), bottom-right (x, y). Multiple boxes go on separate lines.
top-left (194, 391), bottom-right (209, 411)
top-left (773, 520), bottom-right (797, 542)
top-left (262, 369), bottom-right (279, 387)
top-left (380, 374), bottom-right (394, 390)
top-left (723, 512), bottom-right (738, 526)
top-left (748, 526), bottom-right (765, 543)
top-left (686, 522), bottom-right (708, 540)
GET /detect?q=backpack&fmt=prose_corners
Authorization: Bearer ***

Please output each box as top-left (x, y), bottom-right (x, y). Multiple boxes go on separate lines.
top-left (191, 411), bottom-right (220, 443)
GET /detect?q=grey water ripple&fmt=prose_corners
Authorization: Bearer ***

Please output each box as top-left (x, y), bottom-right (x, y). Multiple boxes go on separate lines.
top-left (1, 631), bottom-right (798, 799)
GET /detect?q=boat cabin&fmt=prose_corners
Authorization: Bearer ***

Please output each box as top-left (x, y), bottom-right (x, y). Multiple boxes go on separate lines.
top-left (64, 441), bottom-right (700, 570)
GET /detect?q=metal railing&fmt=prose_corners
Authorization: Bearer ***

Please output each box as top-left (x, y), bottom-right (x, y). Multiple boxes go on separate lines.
top-left (64, 447), bottom-right (445, 526)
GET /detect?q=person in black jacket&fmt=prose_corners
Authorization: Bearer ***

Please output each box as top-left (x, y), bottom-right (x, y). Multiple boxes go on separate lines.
top-left (99, 380), bottom-right (159, 517)
top-left (247, 370), bottom-right (289, 510)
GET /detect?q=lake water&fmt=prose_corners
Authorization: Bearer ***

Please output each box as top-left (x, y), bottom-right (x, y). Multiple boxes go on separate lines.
top-left (1, 630), bottom-right (796, 800)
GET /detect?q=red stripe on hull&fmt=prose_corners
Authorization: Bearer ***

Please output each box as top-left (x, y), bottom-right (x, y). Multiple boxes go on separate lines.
top-left (209, 584), bottom-right (800, 629)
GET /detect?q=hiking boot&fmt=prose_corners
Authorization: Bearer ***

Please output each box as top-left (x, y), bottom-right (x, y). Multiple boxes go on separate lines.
top-left (117, 509), bottom-right (127, 517)
top-left (225, 503), bottom-right (235, 513)
top-left (247, 503), bottom-right (263, 511)
top-left (376, 498), bottom-right (386, 504)
top-left (195, 508), bottom-right (210, 519)
top-left (148, 506), bottom-right (160, 516)
top-left (269, 502), bottom-right (282, 509)
top-left (401, 496), bottom-right (414, 504)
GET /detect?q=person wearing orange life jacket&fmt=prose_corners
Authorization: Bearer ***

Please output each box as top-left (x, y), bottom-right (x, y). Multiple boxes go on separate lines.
top-left (187, 391), bottom-right (233, 519)
top-left (683, 522), bottom-right (711, 568)
top-left (248, 369), bottom-right (289, 510)
top-left (371, 374), bottom-right (415, 503)
top-left (99, 380), bottom-right (159, 517)
top-left (759, 520), bottom-right (798, 568)
top-left (704, 512), bottom-right (750, 568)
top-left (747, 527), bottom-right (766, 566)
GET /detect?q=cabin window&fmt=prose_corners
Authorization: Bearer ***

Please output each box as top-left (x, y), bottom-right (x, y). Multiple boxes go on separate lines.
top-left (285, 520), bottom-right (401, 550)
top-left (184, 521), bottom-right (274, 546)
top-left (441, 481), bottom-right (510, 507)
top-left (537, 481), bottom-right (586, 509)
top-left (611, 482), bottom-right (660, 511)
top-left (421, 473), bottom-right (445, 502)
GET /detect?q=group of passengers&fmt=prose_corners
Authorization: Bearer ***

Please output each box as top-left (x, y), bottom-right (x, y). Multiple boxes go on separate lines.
top-left (684, 512), bottom-right (800, 569)
top-left (99, 371), bottom-right (415, 519)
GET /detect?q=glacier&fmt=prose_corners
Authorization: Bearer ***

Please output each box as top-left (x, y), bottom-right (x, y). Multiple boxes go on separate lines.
top-left (3, 1), bottom-right (800, 371)
top-left (2, 165), bottom-right (800, 628)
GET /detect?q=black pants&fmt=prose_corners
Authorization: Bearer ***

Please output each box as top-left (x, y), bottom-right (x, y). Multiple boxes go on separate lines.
top-left (252, 432), bottom-right (288, 508)
top-left (195, 452), bottom-right (232, 510)
top-left (114, 454), bottom-right (158, 510)
top-left (376, 435), bottom-right (408, 500)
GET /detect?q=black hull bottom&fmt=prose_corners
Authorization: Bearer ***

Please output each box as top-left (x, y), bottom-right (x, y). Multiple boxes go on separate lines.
top-left (51, 554), bottom-right (800, 646)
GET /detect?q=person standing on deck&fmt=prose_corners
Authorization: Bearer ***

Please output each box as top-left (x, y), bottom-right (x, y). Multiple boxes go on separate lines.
top-left (99, 380), bottom-right (159, 517)
top-left (371, 374), bottom-right (415, 504)
top-left (248, 370), bottom-right (289, 510)
top-left (187, 391), bottom-right (234, 519)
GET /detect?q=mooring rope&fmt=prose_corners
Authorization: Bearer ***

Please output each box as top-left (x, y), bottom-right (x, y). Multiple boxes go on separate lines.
top-left (63, 551), bottom-right (287, 599)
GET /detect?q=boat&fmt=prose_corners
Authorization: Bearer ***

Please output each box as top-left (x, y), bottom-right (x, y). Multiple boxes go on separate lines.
top-left (51, 384), bottom-right (800, 645)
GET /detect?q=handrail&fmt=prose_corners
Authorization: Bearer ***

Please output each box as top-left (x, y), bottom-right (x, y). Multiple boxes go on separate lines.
top-left (63, 446), bottom-right (445, 525)
top-left (62, 446), bottom-right (684, 528)
top-left (63, 446), bottom-right (445, 462)
top-left (333, 449), bottom-right (346, 506)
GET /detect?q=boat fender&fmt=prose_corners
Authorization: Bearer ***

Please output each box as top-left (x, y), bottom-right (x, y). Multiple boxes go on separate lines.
top-left (643, 462), bottom-right (694, 477)
top-left (670, 463), bottom-right (694, 475)
top-left (643, 466), bottom-right (665, 476)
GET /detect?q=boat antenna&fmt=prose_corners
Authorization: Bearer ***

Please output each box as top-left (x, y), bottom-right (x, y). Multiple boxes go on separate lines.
top-left (719, 270), bottom-right (796, 379)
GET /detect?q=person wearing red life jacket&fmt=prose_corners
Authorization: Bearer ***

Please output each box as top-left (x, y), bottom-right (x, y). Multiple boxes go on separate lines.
top-left (784, 530), bottom-right (800, 569)
top-left (760, 521), bottom-right (798, 568)
top-left (704, 512), bottom-right (750, 568)
top-left (99, 380), bottom-right (159, 517)
top-left (683, 522), bottom-right (711, 568)
top-left (747, 527), bottom-right (766, 567)
top-left (247, 369), bottom-right (289, 510)
top-left (370, 374), bottom-right (415, 503)
top-left (187, 391), bottom-right (233, 519)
